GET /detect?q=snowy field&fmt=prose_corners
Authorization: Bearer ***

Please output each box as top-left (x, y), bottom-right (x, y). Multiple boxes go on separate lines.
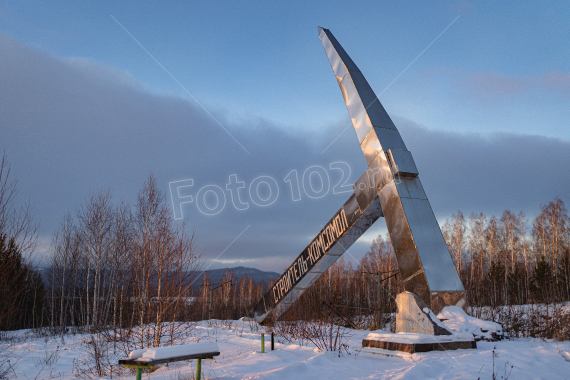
top-left (2, 320), bottom-right (570, 380)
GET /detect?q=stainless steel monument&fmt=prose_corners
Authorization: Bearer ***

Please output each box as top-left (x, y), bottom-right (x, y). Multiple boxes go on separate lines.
top-left (249, 27), bottom-right (464, 324)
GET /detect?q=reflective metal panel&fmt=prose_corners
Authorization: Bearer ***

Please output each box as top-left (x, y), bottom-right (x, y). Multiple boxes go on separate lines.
top-left (430, 291), bottom-right (465, 315)
top-left (339, 74), bottom-right (373, 142)
top-left (403, 270), bottom-right (430, 306)
top-left (317, 28), bottom-right (356, 82)
top-left (395, 177), bottom-right (427, 200)
top-left (387, 149), bottom-right (419, 178)
top-left (354, 154), bottom-right (385, 212)
top-left (350, 73), bottom-right (398, 131)
top-left (378, 181), bottom-right (424, 282)
top-left (360, 129), bottom-right (382, 165)
top-left (372, 127), bottom-right (407, 151)
top-left (399, 197), bottom-right (464, 292)
top-left (319, 27), bottom-right (403, 138)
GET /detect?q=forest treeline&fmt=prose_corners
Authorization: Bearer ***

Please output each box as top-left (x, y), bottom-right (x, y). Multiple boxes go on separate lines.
top-left (46, 194), bottom-right (570, 329)
top-left (283, 197), bottom-right (570, 325)
top-left (1, 152), bottom-right (569, 336)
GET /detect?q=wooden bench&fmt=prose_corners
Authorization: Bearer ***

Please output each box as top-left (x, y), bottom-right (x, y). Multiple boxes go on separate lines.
top-left (119, 343), bottom-right (220, 380)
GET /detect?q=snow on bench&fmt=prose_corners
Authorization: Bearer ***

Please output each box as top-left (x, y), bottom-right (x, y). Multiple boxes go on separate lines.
top-left (119, 342), bottom-right (220, 366)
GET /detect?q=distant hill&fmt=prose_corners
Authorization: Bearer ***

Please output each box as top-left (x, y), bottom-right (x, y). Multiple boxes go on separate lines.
top-left (36, 265), bottom-right (280, 290)
top-left (196, 266), bottom-right (280, 287)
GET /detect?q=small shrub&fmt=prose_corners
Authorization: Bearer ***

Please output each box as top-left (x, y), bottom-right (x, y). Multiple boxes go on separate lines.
top-left (274, 320), bottom-right (352, 355)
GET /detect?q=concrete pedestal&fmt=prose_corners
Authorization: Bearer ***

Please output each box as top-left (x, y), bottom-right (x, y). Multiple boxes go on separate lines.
top-left (362, 291), bottom-right (476, 354)
top-left (362, 332), bottom-right (476, 354)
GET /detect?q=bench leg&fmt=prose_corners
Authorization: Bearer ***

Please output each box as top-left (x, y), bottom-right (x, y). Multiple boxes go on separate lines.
top-left (196, 358), bottom-right (201, 380)
top-left (135, 367), bottom-right (142, 380)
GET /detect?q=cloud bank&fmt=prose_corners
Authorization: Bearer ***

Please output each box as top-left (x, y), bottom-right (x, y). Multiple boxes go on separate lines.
top-left (1, 32), bottom-right (569, 271)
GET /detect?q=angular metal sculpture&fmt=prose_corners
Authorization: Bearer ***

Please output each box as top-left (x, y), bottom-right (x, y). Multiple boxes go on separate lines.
top-left (318, 27), bottom-right (465, 313)
top-left (249, 28), bottom-right (464, 324)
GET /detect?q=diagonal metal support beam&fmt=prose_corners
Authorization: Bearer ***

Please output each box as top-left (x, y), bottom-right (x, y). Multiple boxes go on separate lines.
top-left (249, 174), bottom-right (383, 323)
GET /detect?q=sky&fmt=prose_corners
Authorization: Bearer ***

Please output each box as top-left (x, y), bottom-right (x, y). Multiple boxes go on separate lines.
top-left (1, 0), bottom-right (569, 272)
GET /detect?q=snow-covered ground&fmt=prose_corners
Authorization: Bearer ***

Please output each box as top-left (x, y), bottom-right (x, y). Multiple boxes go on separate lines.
top-left (2, 320), bottom-right (570, 380)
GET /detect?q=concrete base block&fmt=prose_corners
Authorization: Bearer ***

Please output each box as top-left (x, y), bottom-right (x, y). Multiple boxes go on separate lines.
top-left (396, 291), bottom-right (454, 335)
top-left (362, 337), bottom-right (476, 354)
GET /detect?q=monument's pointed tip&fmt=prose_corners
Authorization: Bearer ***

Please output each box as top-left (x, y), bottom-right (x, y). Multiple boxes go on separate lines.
top-left (317, 26), bottom-right (327, 33)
